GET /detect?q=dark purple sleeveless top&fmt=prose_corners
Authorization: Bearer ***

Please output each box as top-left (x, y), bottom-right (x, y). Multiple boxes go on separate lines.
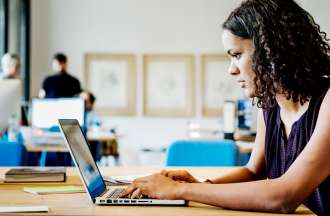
top-left (263, 82), bottom-right (330, 215)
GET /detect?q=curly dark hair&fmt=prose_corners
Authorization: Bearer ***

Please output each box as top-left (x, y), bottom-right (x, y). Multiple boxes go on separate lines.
top-left (222, 0), bottom-right (330, 109)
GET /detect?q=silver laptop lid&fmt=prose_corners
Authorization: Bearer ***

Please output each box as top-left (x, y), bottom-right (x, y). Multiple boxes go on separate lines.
top-left (58, 119), bottom-right (106, 202)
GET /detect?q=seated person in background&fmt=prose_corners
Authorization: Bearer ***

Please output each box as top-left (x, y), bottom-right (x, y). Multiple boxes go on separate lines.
top-left (79, 91), bottom-right (101, 130)
top-left (121, 0), bottom-right (330, 215)
top-left (39, 53), bottom-right (81, 98)
top-left (80, 91), bottom-right (102, 162)
top-left (0, 53), bottom-right (20, 79)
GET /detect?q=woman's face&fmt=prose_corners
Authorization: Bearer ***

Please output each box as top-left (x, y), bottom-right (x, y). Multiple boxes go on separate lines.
top-left (222, 29), bottom-right (257, 98)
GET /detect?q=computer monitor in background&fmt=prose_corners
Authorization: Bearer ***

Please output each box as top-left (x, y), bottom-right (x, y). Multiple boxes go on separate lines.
top-left (0, 80), bottom-right (21, 131)
top-left (31, 98), bottom-right (85, 129)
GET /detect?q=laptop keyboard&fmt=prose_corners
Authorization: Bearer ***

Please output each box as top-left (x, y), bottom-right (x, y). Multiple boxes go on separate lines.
top-left (106, 188), bottom-right (126, 199)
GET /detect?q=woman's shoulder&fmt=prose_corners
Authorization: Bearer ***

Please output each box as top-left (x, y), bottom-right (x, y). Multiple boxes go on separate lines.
top-left (317, 81), bottom-right (330, 108)
top-left (311, 78), bottom-right (330, 104)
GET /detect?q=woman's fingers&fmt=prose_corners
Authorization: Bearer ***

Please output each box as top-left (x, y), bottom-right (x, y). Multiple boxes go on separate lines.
top-left (167, 171), bottom-right (181, 179)
top-left (120, 184), bottom-right (137, 197)
top-left (166, 170), bottom-right (189, 181)
top-left (160, 170), bottom-right (181, 179)
top-left (120, 174), bottom-right (179, 200)
top-left (120, 178), bottom-right (149, 198)
top-left (130, 188), bottom-right (142, 199)
top-left (160, 169), bottom-right (168, 176)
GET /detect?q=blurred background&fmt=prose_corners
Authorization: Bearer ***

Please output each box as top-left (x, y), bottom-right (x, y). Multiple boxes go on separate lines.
top-left (0, 0), bottom-right (329, 167)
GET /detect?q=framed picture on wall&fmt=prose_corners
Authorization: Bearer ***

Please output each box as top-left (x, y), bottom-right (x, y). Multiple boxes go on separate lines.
top-left (143, 54), bottom-right (195, 117)
top-left (201, 54), bottom-right (245, 117)
top-left (84, 53), bottom-right (136, 116)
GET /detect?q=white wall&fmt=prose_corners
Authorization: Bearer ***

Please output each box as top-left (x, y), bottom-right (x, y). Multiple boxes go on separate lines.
top-left (299, 0), bottom-right (330, 35)
top-left (31, 0), bottom-right (330, 165)
top-left (31, 0), bottom-right (242, 97)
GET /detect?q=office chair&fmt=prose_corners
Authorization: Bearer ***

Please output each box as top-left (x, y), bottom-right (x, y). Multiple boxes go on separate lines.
top-left (166, 139), bottom-right (239, 166)
top-left (0, 141), bottom-right (27, 166)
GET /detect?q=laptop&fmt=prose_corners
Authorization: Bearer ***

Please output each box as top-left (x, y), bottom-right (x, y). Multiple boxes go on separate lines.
top-left (58, 119), bottom-right (186, 206)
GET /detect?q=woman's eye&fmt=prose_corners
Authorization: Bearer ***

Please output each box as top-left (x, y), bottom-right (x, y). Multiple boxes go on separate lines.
top-left (232, 53), bottom-right (241, 59)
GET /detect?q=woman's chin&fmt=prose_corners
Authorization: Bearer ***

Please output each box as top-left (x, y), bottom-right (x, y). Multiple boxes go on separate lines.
top-left (244, 88), bottom-right (256, 98)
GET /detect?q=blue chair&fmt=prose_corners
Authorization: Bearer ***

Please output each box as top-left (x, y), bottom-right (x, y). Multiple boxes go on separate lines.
top-left (0, 141), bottom-right (27, 166)
top-left (166, 139), bottom-right (239, 166)
top-left (238, 152), bottom-right (251, 166)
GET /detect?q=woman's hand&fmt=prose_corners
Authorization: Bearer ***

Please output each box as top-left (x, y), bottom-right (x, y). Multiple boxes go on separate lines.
top-left (160, 169), bottom-right (200, 183)
top-left (120, 173), bottom-right (184, 200)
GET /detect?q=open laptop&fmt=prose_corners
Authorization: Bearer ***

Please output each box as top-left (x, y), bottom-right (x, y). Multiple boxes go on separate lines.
top-left (58, 119), bottom-right (186, 206)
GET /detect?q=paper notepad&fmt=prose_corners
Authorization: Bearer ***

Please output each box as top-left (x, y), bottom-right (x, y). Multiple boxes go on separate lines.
top-left (0, 206), bottom-right (48, 213)
top-left (24, 186), bottom-right (85, 194)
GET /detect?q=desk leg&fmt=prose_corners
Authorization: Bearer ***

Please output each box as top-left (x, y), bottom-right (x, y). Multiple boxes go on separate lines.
top-left (40, 150), bottom-right (47, 166)
top-left (99, 139), bottom-right (119, 166)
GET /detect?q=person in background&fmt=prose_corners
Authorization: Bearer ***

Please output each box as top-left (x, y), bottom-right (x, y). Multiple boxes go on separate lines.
top-left (0, 53), bottom-right (29, 126)
top-left (120, 0), bottom-right (330, 215)
top-left (80, 90), bottom-right (103, 162)
top-left (0, 53), bottom-right (25, 141)
top-left (39, 53), bottom-right (81, 98)
top-left (79, 91), bottom-right (101, 130)
top-left (38, 53), bottom-right (82, 166)
top-left (0, 53), bottom-right (20, 79)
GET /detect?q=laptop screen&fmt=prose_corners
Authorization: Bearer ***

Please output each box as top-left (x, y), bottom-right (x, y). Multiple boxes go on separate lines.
top-left (59, 119), bottom-right (106, 201)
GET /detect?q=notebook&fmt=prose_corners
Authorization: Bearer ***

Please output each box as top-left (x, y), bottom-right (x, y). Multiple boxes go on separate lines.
top-left (0, 206), bottom-right (48, 213)
top-left (4, 167), bottom-right (66, 182)
top-left (24, 186), bottom-right (85, 194)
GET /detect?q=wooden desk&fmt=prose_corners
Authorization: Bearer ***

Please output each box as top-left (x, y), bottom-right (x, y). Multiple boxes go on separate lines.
top-left (0, 167), bottom-right (314, 215)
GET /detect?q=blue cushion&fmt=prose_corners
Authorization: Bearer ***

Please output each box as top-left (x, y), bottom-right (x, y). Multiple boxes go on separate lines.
top-left (166, 139), bottom-right (239, 166)
top-left (48, 126), bottom-right (61, 132)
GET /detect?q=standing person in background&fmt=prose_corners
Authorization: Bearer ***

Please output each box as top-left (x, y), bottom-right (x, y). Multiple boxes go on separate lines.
top-left (38, 53), bottom-right (82, 166)
top-left (39, 53), bottom-right (81, 98)
top-left (0, 53), bottom-right (20, 79)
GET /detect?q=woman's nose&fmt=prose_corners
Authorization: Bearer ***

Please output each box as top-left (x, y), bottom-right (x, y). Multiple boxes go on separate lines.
top-left (228, 61), bottom-right (239, 75)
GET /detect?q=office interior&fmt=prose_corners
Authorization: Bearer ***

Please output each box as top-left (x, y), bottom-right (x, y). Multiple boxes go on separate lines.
top-left (0, 0), bottom-right (329, 168)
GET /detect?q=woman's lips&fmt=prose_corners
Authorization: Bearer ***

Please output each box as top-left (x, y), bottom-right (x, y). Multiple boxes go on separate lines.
top-left (237, 80), bottom-right (246, 88)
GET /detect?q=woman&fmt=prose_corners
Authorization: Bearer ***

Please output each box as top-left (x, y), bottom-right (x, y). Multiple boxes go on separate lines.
top-left (121, 0), bottom-right (330, 214)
